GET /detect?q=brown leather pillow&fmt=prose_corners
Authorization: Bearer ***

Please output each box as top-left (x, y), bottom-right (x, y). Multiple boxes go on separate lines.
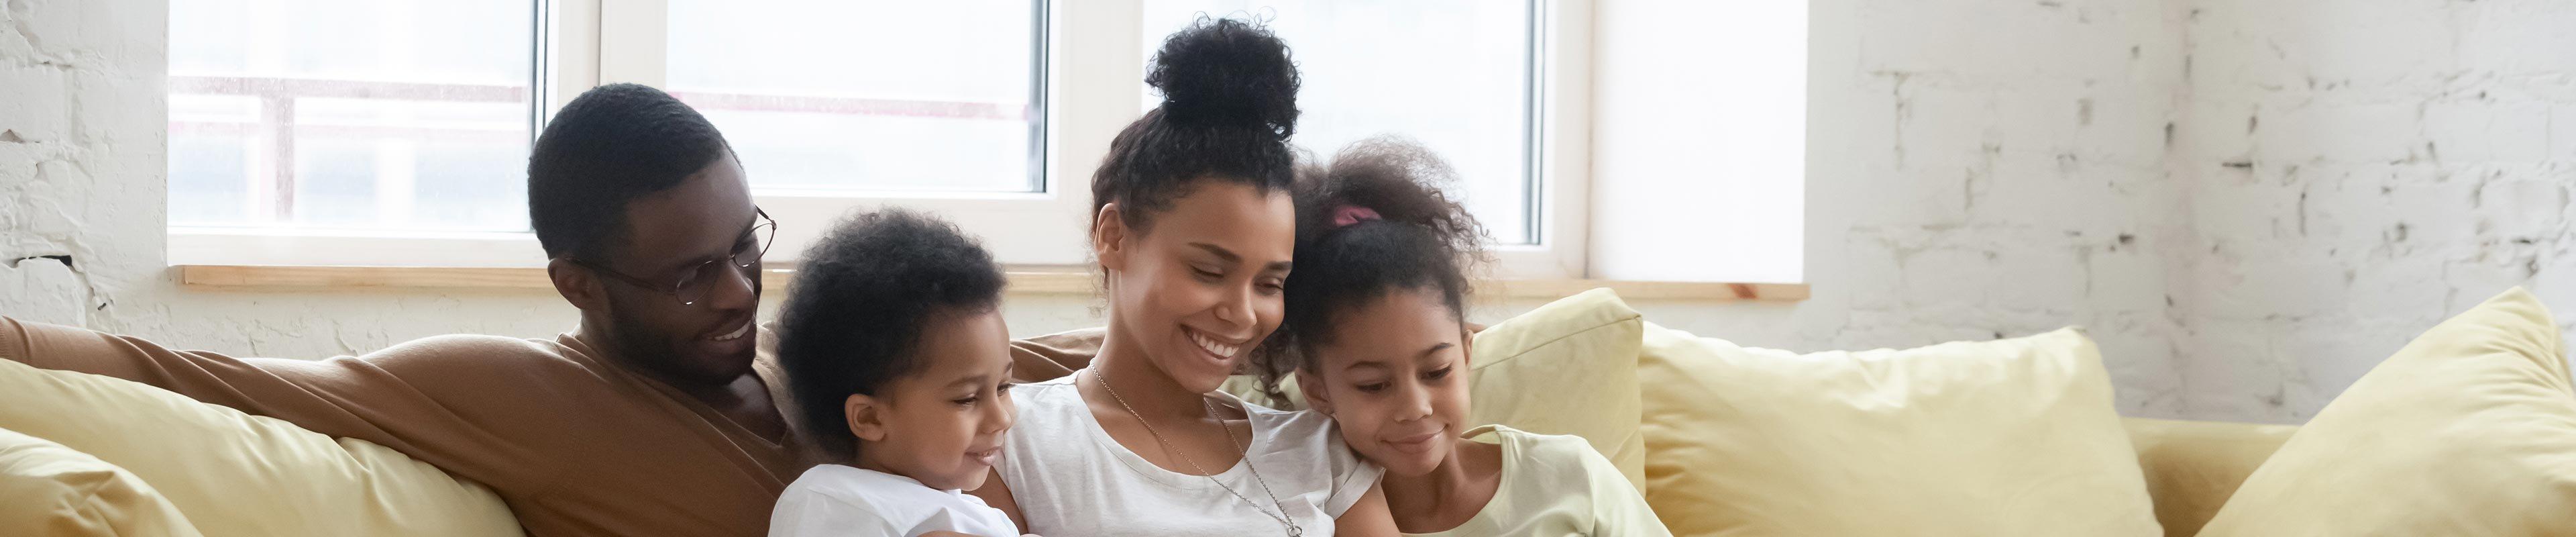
top-left (1010, 328), bottom-right (1103, 383)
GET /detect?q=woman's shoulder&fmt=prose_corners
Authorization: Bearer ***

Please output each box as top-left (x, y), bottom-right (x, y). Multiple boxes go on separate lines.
top-left (1012, 374), bottom-right (1079, 397)
top-left (1006, 375), bottom-right (1086, 422)
top-left (1223, 391), bottom-right (1337, 439)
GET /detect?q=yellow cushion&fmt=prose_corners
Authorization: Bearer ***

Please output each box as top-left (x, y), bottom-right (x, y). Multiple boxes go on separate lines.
top-left (0, 427), bottom-right (201, 537)
top-left (1465, 288), bottom-right (1649, 489)
top-left (1639, 324), bottom-right (2161, 536)
top-left (2120, 418), bottom-right (2297, 537)
top-left (0, 358), bottom-right (523, 536)
top-left (2198, 288), bottom-right (2576, 535)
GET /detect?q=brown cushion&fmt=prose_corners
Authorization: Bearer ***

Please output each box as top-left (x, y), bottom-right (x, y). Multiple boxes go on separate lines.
top-left (1010, 328), bottom-right (1103, 383)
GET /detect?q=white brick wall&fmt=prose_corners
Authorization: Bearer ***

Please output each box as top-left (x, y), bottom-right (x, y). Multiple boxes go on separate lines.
top-left (2175, 0), bottom-right (2576, 422)
top-left (1, 0), bottom-right (2565, 424)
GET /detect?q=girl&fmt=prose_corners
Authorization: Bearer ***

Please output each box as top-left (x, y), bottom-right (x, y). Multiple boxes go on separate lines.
top-left (1269, 138), bottom-right (1671, 536)
top-left (969, 17), bottom-right (1399, 536)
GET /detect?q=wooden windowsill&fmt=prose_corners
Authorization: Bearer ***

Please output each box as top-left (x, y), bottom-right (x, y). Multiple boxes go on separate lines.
top-left (174, 264), bottom-right (1809, 301)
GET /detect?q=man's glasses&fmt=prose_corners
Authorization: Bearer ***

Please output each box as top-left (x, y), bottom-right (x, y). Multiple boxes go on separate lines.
top-left (572, 208), bottom-right (777, 306)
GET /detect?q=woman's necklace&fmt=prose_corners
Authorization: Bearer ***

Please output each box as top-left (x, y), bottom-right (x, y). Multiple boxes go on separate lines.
top-left (1092, 368), bottom-right (1305, 537)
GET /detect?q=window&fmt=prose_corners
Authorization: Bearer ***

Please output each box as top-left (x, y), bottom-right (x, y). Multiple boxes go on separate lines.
top-left (1141, 1), bottom-right (1538, 245)
top-left (168, 0), bottom-right (536, 232)
top-left (663, 1), bottom-right (1043, 194)
top-left (166, 1), bottom-right (1633, 280)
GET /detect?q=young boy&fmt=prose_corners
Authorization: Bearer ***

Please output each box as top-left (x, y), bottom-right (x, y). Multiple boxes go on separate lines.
top-left (769, 209), bottom-right (1024, 537)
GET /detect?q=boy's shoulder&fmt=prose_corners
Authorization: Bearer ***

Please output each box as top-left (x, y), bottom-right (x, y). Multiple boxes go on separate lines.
top-left (782, 464), bottom-right (929, 499)
top-left (777, 465), bottom-right (991, 518)
top-left (773, 465), bottom-right (1016, 537)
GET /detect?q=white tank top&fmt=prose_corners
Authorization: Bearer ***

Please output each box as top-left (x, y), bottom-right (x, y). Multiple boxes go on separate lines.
top-left (996, 372), bottom-right (1384, 536)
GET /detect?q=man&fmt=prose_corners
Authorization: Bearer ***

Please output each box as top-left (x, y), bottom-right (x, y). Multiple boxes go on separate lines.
top-left (0, 84), bottom-right (817, 536)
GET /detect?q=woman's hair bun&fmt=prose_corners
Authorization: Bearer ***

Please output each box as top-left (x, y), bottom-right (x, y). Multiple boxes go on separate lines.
top-left (1146, 15), bottom-right (1301, 140)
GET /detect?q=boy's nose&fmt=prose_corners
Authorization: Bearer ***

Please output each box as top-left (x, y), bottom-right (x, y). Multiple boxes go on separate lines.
top-left (983, 395), bottom-right (1017, 433)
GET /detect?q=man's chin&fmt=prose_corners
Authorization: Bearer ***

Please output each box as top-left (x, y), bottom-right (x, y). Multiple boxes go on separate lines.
top-left (619, 340), bottom-right (757, 387)
top-left (680, 348), bottom-right (759, 383)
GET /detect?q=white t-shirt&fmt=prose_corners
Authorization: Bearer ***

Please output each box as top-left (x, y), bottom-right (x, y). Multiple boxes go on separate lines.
top-left (996, 371), bottom-right (1385, 536)
top-left (768, 465), bottom-right (1022, 537)
top-left (1403, 426), bottom-right (1672, 537)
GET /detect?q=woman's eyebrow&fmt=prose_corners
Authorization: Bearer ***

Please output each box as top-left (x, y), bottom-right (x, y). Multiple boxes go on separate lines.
top-left (1186, 242), bottom-right (1290, 274)
top-left (1185, 242), bottom-right (1240, 263)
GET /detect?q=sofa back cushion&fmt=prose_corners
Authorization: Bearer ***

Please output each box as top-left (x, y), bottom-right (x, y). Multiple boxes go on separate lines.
top-left (2198, 288), bottom-right (2576, 535)
top-left (1464, 288), bottom-right (1648, 488)
top-left (2120, 418), bottom-right (2297, 537)
top-left (1638, 324), bottom-right (2161, 536)
top-left (0, 358), bottom-right (523, 536)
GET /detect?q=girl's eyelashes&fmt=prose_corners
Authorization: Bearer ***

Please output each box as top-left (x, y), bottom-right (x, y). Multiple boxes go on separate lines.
top-left (1424, 366), bottom-right (1454, 381)
top-left (1353, 381), bottom-right (1389, 393)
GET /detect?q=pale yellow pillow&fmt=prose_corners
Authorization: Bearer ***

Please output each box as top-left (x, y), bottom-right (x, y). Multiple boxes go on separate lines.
top-left (0, 358), bottom-right (523, 536)
top-left (2198, 288), bottom-right (2576, 535)
top-left (2119, 418), bottom-right (2298, 537)
top-left (1640, 324), bottom-right (2161, 536)
top-left (0, 427), bottom-right (201, 537)
top-left (1465, 288), bottom-right (1648, 489)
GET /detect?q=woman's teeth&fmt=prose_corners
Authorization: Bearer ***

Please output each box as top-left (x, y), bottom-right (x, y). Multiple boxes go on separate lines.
top-left (1189, 330), bottom-right (1240, 357)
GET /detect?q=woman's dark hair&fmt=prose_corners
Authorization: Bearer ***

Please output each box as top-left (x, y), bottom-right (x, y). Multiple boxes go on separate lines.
top-left (776, 209), bottom-right (1006, 459)
top-left (1089, 15), bottom-right (1302, 235)
top-left (1256, 136), bottom-right (1487, 390)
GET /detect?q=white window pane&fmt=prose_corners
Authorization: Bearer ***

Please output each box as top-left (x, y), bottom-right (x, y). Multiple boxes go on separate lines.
top-left (170, 95), bottom-right (258, 226)
top-left (168, 0), bottom-right (536, 232)
top-left (666, 0), bottom-right (1042, 194)
top-left (1141, 1), bottom-right (1535, 244)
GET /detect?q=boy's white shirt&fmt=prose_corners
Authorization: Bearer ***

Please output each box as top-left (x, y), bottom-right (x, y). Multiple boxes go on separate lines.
top-left (768, 464), bottom-right (1022, 537)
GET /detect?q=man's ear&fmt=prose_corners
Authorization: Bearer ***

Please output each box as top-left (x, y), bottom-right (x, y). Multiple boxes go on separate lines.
top-left (547, 257), bottom-right (606, 312)
top-left (1092, 203), bottom-right (1130, 272)
top-left (844, 393), bottom-right (890, 442)
top-left (1296, 369), bottom-right (1334, 417)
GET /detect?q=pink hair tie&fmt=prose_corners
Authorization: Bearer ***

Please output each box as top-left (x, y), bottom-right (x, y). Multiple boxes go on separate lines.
top-left (1330, 205), bottom-right (1382, 229)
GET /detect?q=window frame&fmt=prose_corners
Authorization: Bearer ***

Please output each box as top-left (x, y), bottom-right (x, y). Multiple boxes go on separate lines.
top-left (167, 0), bottom-right (1592, 279)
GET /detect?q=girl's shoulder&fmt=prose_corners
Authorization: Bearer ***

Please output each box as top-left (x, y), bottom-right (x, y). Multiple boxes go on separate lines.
top-left (1470, 425), bottom-right (1620, 477)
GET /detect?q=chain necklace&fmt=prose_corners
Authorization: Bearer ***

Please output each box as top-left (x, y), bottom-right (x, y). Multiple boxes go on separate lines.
top-left (1091, 368), bottom-right (1305, 537)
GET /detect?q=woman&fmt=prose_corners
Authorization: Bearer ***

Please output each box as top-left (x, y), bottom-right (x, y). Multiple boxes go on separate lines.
top-left (969, 16), bottom-right (1399, 536)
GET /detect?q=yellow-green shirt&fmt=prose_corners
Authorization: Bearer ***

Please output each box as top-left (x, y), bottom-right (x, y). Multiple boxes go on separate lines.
top-left (1405, 425), bottom-right (1673, 537)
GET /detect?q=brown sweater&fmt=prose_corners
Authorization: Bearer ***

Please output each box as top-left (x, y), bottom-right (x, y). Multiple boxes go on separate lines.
top-left (0, 316), bottom-right (826, 537)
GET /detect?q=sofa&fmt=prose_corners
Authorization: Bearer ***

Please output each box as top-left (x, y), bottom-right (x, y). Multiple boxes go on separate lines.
top-left (7, 286), bottom-right (2564, 536)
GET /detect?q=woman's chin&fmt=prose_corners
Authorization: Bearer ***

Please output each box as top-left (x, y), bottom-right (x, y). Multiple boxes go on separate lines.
top-left (1158, 348), bottom-right (1238, 393)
